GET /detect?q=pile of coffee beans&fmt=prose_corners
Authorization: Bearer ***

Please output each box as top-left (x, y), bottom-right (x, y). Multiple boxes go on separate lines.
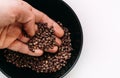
top-left (3, 22), bottom-right (73, 73)
top-left (28, 23), bottom-right (56, 52)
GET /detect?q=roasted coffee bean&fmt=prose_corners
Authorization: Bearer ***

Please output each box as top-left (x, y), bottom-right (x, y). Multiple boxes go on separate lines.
top-left (3, 22), bottom-right (72, 73)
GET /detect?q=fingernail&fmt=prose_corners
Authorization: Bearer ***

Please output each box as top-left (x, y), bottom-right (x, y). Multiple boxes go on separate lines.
top-left (35, 49), bottom-right (43, 55)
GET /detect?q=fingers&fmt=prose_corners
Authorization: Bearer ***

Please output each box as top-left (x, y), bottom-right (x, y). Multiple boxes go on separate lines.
top-left (16, 3), bottom-right (36, 37)
top-left (23, 18), bottom-right (35, 37)
top-left (0, 27), bottom-right (8, 48)
top-left (35, 24), bottom-right (38, 31)
top-left (8, 40), bottom-right (58, 55)
top-left (45, 46), bottom-right (58, 53)
top-left (8, 40), bottom-right (43, 56)
top-left (32, 8), bottom-right (64, 38)
top-left (44, 37), bottom-right (61, 53)
top-left (55, 37), bottom-right (62, 46)
top-left (0, 23), bottom-right (21, 48)
top-left (17, 36), bottom-right (61, 53)
top-left (17, 36), bottom-right (61, 54)
top-left (17, 34), bottom-right (29, 43)
top-left (17, 24), bottom-right (38, 43)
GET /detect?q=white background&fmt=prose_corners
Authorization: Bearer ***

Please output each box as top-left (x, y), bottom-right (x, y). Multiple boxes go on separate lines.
top-left (1, 0), bottom-right (120, 78)
top-left (64, 0), bottom-right (120, 78)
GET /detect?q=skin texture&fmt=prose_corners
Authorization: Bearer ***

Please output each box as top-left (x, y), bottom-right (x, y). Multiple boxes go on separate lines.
top-left (0, 0), bottom-right (64, 56)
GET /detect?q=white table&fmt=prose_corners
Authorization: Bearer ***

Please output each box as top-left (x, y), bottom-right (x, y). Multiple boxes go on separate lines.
top-left (1, 0), bottom-right (120, 78)
top-left (65, 0), bottom-right (120, 78)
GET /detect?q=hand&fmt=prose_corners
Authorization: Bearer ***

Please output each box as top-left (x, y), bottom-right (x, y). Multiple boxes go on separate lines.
top-left (0, 0), bottom-right (64, 56)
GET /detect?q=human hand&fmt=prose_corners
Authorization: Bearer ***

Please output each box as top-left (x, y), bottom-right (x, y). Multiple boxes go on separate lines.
top-left (0, 0), bottom-right (64, 56)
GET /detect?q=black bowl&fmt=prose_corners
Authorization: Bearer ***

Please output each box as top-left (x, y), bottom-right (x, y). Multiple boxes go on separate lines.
top-left (0, 0), bottom-right (83, 78)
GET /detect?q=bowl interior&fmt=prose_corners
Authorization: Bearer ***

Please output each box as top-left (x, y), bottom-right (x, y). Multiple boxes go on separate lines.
top-left (0, 0), bottom-right (83, 78)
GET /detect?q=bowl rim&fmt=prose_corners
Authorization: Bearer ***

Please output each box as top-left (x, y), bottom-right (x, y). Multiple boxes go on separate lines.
top-left (59, 0), bottom-right (83, 78)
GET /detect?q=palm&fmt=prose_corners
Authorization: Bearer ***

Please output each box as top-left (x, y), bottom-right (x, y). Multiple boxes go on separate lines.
top-left (0, 23), bottom-right (21, 49)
